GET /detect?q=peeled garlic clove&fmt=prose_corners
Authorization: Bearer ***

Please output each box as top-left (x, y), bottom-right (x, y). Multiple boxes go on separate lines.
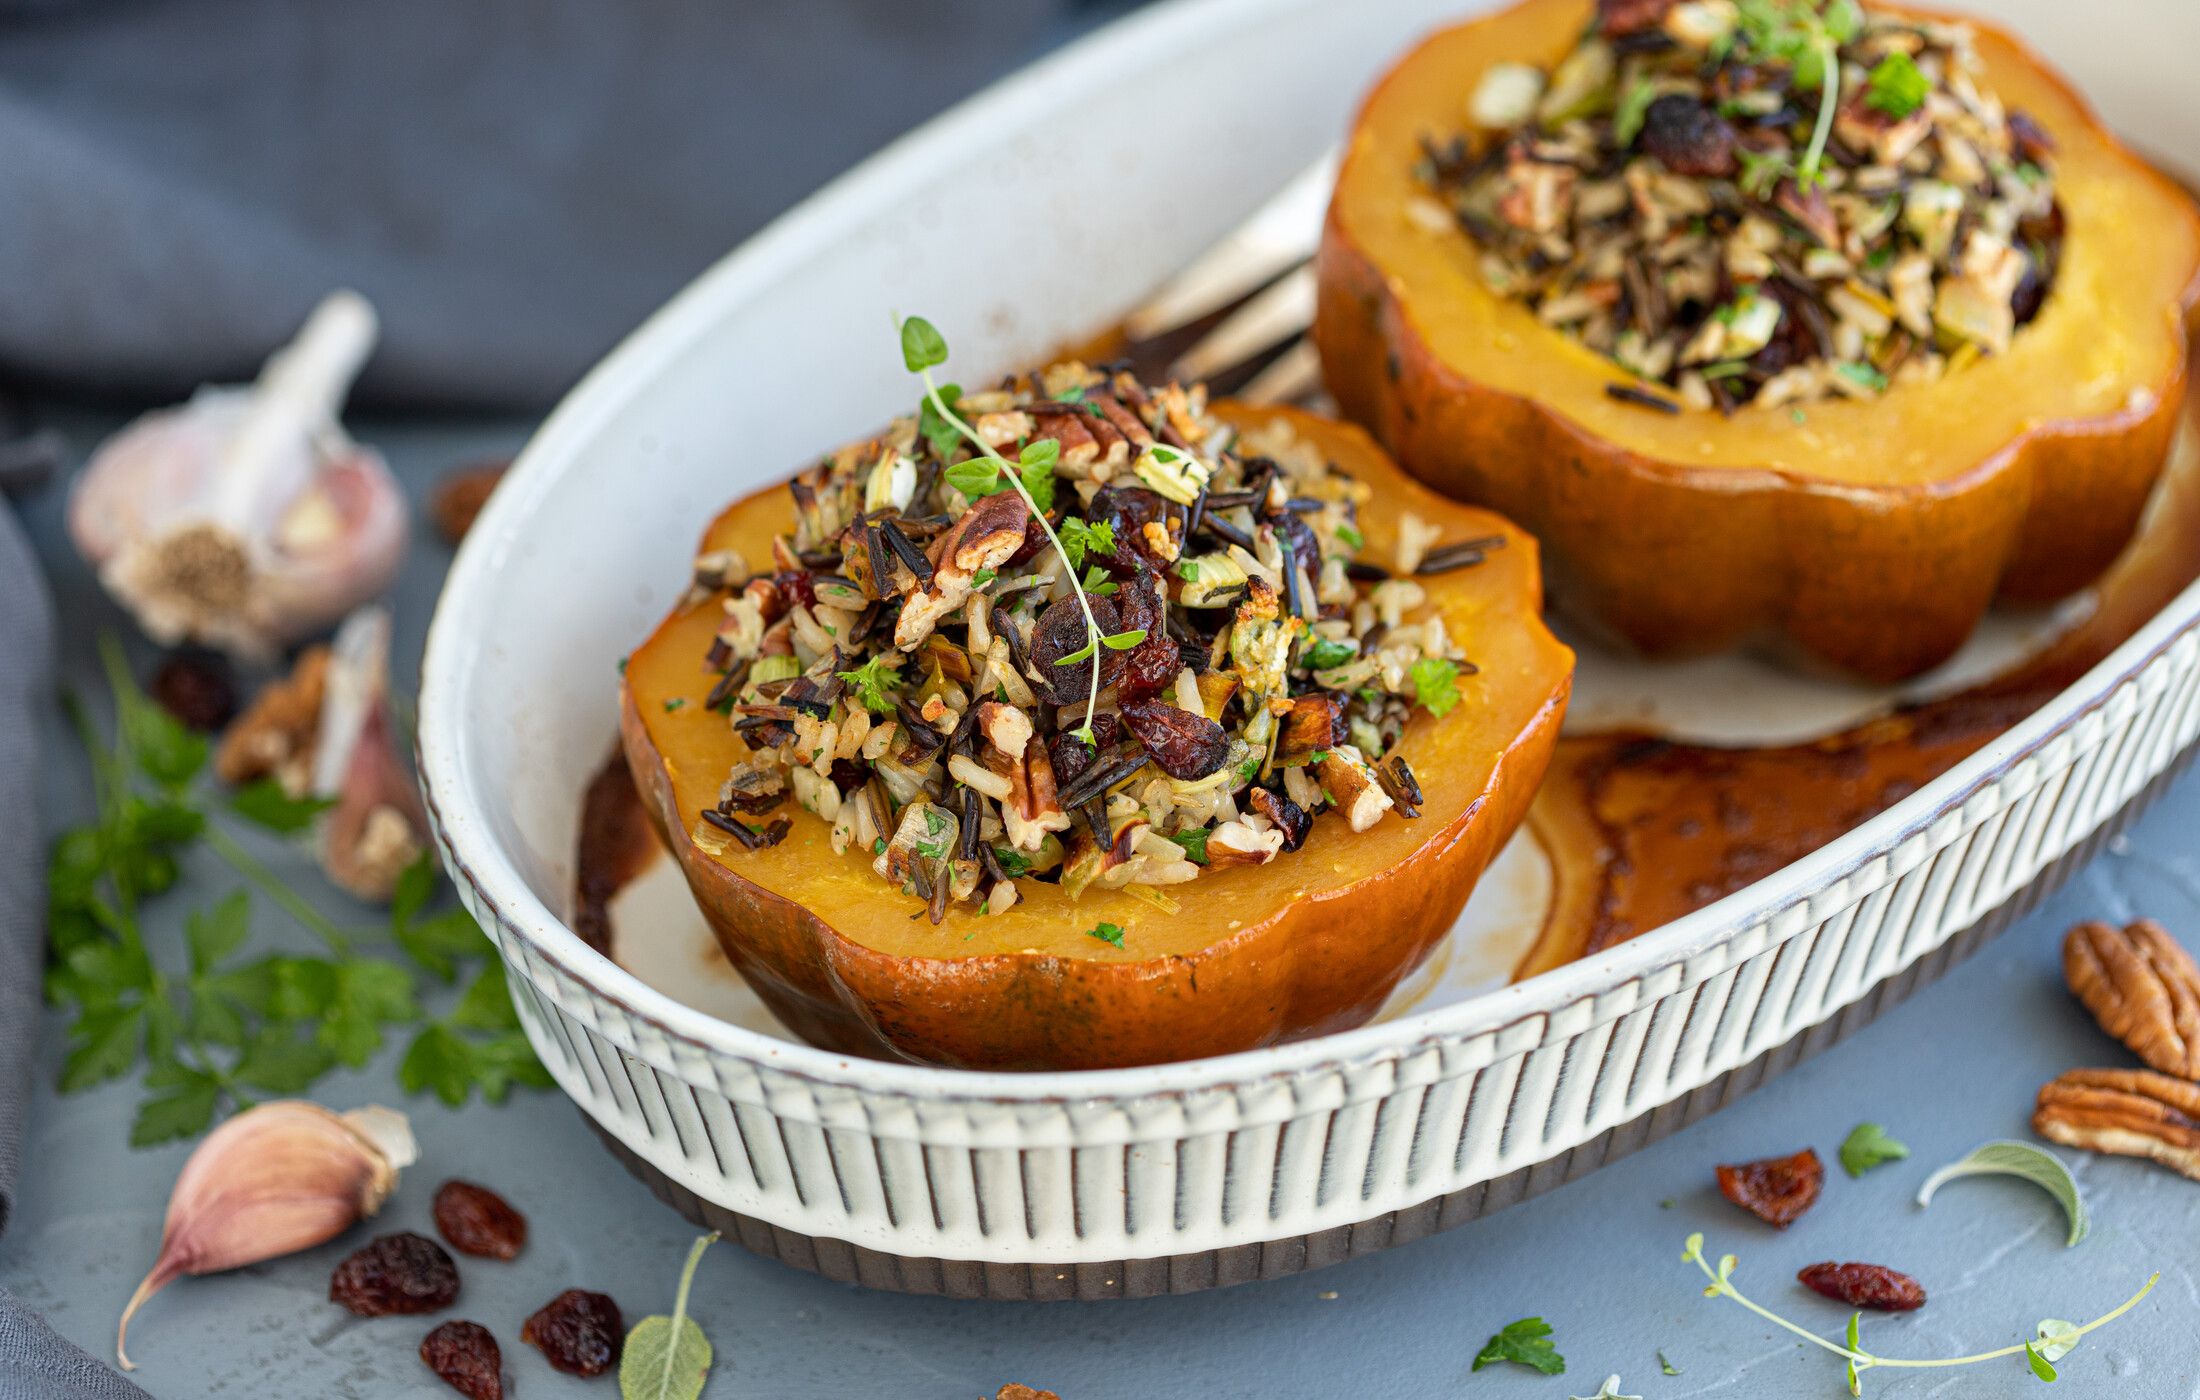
top-left (68, 291), bottom-right (407, 659)
top-left (118, 1101), bottom-right (416, 1370)
top-left (312, 606), bottom-right (429, 902)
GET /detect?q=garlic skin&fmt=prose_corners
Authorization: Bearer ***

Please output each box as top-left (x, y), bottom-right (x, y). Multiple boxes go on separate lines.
top-left (117, 1101), bottom-right (417, 1370)
top-left (68, 291), bottom-right (407, 659)
top-left (311, 606), bottom-right (430, 901)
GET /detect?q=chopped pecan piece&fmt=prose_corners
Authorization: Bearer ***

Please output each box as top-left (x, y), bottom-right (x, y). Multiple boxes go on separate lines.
top-left (2034, 1068), bottom-right (2200, 1182)
top-left (2063, 919), bottom-right (2200, 1078)
top-left (214, 645), bottom-right (330, 788)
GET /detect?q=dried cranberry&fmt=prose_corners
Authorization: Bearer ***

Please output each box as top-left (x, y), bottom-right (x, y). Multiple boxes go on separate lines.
top-left (520, 1289), bottom-right (624, 1377)
top-left (1715, 1148), bottom-right (1824, 1228)
top-left (149, 653), bottom-right (237, 732)
top-left (771, 569), bottom-right (817, 611)
top-left (1111, 573), bottom-right (1181, 701)
top-left (1597, 0), bottom-right (1674, 36)
top-left (1028, 593), bottom-right (1121, 705)
top-left (1639, 96), bottom-right (1738, 178)
top-left (329, 1232), bottom-right (460, 1316)
top-left (1118, 699), bottom-right (1229, 780)
top-left (432, 1180), bottom-right (527, 1260)
top-left (1798, 1262), bottom-right (1926, 1312)
top-left (1250, 786), bottom-right (1312, 852)
top-left (420, 1320), bottom-right (504, 1400)
top-left (1049, 712), bottom-right (1118, 788)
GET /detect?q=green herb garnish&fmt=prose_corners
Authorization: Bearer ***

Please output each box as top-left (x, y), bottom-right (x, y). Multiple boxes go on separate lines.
top-left (1864, 51), bottom-right (1929, 118)
top-left (1473, 1318), bottom-right (1565, 1376)
top-left (47, 638), bottom-right (543, 1144)
top-left (836, 655), bottom-right (904, 715)
top-left (1409, 657), bottom-right (1465, 717)
top-left (1838, 1122), bottom-right (1908, 1177)
top-left (1166, 828), bottom-right (1210, 864)
top-left (1086, 921), bottom-right (1126, 948)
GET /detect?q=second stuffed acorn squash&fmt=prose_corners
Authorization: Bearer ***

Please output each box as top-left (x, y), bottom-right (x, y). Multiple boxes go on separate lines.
top-left (621, 372), bottom-right (1570, 1070)
top-left (1316, 0), bottom-right (2200, 681)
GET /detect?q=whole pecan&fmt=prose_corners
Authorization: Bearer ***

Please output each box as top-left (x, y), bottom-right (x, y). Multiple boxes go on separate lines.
top-left (2034, 1068), bottom-right (2200, 1181)
top-left (2063, 920), bottom-right (2200, 1077)
top-left (1715, 1147), bottom-right (1823, 1228)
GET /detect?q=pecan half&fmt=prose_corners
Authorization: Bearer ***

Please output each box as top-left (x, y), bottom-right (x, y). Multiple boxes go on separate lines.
top-left (2063, 920), bottom-right (2200, 1077)
top-left (2033, 1068), bottom-right (2200, 1182)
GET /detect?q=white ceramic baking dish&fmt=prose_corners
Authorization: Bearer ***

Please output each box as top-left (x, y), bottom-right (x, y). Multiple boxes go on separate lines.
top-left (418, 0), bottom-right (2200, 1295)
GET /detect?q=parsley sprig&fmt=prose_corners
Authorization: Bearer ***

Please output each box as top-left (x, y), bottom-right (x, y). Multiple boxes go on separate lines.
top-left (46, 636), bottom-right (549, 1145)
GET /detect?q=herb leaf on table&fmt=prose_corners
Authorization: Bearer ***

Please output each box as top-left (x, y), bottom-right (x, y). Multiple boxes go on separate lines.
top-left (1473, 1317), bottom-right (1566, 1375)
top-left (43, 635), bottom-right (549, 1144)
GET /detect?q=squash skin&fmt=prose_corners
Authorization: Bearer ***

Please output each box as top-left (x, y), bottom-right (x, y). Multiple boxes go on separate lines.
top-left (1315, 0), bottom-right (2200, 682)
top-left (619, 405), bottom-right (1572, 1069)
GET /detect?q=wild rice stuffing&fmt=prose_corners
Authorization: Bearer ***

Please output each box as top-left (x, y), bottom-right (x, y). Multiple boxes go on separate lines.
top-left (1424, 0), bottom-right (2063, 411)
top-left (684, 358), bottom-right (1492, 922)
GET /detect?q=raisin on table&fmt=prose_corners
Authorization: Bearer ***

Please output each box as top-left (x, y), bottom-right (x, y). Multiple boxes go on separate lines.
top-left (1798, 1262), bottom-right (1926, 1312)
top-left (433, 1180), bottom-right (528, 1260)
top-left (329, 1232), bottom-right (460, 1317)
top-left (1714, 1148), bottom-right (1823, 1228)
top-left (521, 1289), bottom-right (624, 1377)
top-left (421, 1320), bottom-right (504, 1400)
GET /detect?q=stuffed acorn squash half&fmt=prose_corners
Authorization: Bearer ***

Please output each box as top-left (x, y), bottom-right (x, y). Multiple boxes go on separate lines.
top-left (1316, 0), bottom-right (2200, 681)
top-left (620, 326), bottom-right (1571, 1069)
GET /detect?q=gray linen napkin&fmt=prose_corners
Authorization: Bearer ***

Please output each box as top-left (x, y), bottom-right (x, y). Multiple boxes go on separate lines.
top-left (0, 0), bottom-right (1080, 412)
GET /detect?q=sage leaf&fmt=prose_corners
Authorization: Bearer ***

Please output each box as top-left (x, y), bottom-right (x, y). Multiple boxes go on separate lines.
top-left (620, 1232), bottom-right (719, 1400)
top-left (1917, 1140), bottom-right (2088, 1247)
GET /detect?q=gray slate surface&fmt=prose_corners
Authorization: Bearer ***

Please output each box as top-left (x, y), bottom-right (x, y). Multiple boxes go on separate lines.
top-left (3, 412), bottom-right (2198, 1397)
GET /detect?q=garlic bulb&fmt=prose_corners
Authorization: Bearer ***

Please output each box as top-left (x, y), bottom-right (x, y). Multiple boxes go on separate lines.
top-left (118, 1101), bottom-right (417, 1369)
top-left (68, 291), bottom-right (407, 659)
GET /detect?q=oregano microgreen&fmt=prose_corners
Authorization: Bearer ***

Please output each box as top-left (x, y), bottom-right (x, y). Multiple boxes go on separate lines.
top-left (896, 315), bottom-right (1117, 741)
top-left (1682, 1234), bottom-right (2154, 1394)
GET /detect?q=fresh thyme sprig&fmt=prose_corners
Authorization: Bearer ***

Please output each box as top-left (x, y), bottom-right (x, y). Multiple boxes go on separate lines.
top-left (898, 315), bottom-right (1121, 743)
top-left (1681, 1234), bottom-right (2157, 1394)
top-left (1733, 0), bottom-right (1861, 188)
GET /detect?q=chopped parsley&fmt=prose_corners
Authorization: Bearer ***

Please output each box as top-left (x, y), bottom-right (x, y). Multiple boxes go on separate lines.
top-left (973, 568), bottom-right (997, 587)
top-left (1080, 564), bottom-right (1119, 597)
top-left (661, 697), bottom-right (686, 713)
top-left (1057, 518), bottom-right (1116, 570)
top-left (836, 656), bottom-right (904, 714)
top-left (1864, 50), bottom-right (1929, 118)
top-left (1835, 361), bottom-right (1888, 393)
top-left (1166, 828), bottom-right (1210, 865)
top-left (1176, 559), bottom-right (1200, 581)
top-left (1409, 657), bottom-right (1465, 717)
top-left (1302, 638), bottom-right (1358, 671)
top-left (1085, 921), bottom-right (1126, 948)
top-left (992, 847), bottom-right (1033, 878)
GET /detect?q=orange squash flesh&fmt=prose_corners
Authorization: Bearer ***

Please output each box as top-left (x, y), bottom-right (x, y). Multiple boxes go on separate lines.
top-left (1316, 0), bottom-right (2200, 682)
top-left (620, 404), bottom-right (1573, 1069)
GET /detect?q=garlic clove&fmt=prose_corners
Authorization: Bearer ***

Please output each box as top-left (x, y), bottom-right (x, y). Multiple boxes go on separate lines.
top-left (118, 1101), bottom-right (414, 1370)
top-left (68, 291), bottom-right (408, 659)
top-left (311, 606), bottom-right (430, 902)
